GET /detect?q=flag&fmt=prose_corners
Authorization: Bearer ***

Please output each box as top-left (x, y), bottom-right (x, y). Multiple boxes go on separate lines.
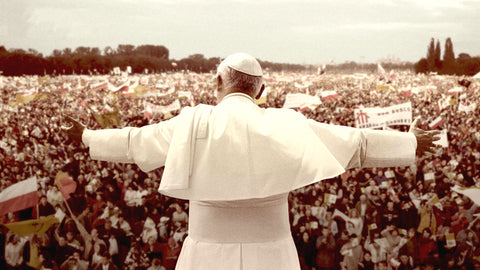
top-left (324, 193), bottom-right (338, 205)
top-left (390, 97), bottom-right (399, 105)
top-left (447, 87), bottom-right (463, 95)
top-left (332, 209), bottom-right (349, 221)
top-left (428, 116), bottom-right (444, 129)
top-left (321, 90), bottom-right (339, 101)
top-left (94, 110), bottom-right (121, 128)
top-left (89, 82), bottom-right (108, 91)
top-left (424, 172), bottom-right (435, 181)
top-left (0, 177), bottom-right (38, 217)
top-left (445, 233), bottom-right (456, 248)
top-left (283, 93), bottom-right (321, 109)
top-left (451, 186), bottom-right (480, 206)
top-left (377, 63), bottom-right (388, 80)
top-left (3, 215), bottom-right (59, 237)
top-left (434, 129), bottom-right (449, 148)
top-left (458, 101), bottom-right (476, 113)
top-left (389, 258), bottom-right (401, 268)
top-left (55, 172), bottom-right (77, 200)
top-left (401, 89), bottom-right (412, 97)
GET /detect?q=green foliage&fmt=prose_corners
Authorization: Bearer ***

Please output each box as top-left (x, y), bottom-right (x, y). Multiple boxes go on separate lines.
top-left (0, 44), bottom-right (306, 76)
top-left (415, 37), bottom-right (480, 76)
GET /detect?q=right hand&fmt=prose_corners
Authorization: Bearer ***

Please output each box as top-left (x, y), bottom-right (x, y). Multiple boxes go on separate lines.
top-left (61, 115), bottom-right (85, 143)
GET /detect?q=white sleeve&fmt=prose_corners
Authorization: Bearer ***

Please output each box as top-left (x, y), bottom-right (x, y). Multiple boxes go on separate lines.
top-left (308, 120), bottom-right (417, 169)
top-left (82, 118), bottom-right (177, 172)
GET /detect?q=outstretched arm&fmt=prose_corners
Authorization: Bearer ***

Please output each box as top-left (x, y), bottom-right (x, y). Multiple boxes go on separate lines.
top-left (308, 117), bottom-right (440, 170)
top-left (61, 114), bottom-right (177, 172)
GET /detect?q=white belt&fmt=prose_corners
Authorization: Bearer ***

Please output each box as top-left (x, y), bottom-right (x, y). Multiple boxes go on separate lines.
top-left (188, 193), bottom-right (291, 243)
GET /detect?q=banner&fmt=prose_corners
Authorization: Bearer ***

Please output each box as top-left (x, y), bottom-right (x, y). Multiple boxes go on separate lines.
top-left (0, 177), bottom-right (38, 216)
top-left (144, 100), bottom-right (181, 119)
top-left (458, 101), bottom-right (476, 113)
top-left (434, 129), bottom-right (449, 148)
top-left (55, 172), bottom-right (77, 200)
top-left (3, 215), bottom-right (59, 237)
top-left (283, 93), bottom-right (321, 109)
top-left (451, 186), bottom-right (480, 206)
top-left (89, 81), bottom-right (108, 91)
top-left (321, 90), bottom-right (339, 101)
top-left (94, 110), bottom-right (121, 128)
top-left (354, 102), bottom-right (412, 129)
top-left (428, 116), bottom-right (444, 129)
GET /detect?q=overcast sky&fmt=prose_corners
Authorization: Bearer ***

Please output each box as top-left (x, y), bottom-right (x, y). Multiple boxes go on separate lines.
top-left (1, 0), bottom-right (479, 64)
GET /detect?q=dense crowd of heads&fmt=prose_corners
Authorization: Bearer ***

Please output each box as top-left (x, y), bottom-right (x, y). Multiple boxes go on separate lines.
top-left (0, 71), bottom-right (479, 269)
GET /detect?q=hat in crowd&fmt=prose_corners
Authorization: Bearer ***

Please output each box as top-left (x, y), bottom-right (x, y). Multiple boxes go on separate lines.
top-left (219, 53), bottom-right (263, 76)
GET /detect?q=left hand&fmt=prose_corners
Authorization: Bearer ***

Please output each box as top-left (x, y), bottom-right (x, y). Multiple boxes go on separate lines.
top-left (409, 118), bottom-right (441, 156)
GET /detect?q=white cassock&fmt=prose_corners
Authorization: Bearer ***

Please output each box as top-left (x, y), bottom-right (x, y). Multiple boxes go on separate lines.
top-left (83, 93), bottom-right (417, 270)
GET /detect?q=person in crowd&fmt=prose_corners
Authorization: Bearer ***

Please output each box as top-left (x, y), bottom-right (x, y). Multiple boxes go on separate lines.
top-left (346, 209), bottom-right (363, 237)
top-left (124, 241), bottom-right (150, 270)
top-left (358, 250), bottom-right (374, 270)
top-left (340, 233), bottom-right (363, 270)
top-left (297, 231), bottom-right (316, 270)
top-left (147, 258), bottom-right (167, 270)
top-left (315, 226), bottom-right (336, 270)
top-left (5, 234), bottom-right (29, 270)
top-left (60, 251), bottom-right (89, 270)
top-left (416, 228), bottom-right (438, 267)
top-left (93, 252), bottom-right (118, 270)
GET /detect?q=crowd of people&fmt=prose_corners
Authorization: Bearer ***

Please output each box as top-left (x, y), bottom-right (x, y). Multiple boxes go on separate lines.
top-left (0, 70), bottom-right (479, 270)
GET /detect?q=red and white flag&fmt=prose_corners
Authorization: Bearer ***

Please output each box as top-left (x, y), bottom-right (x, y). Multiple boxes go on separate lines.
top-left (377, 63), bottom-right (388, 80)
top-left (428, 116), bottom-right (444, 129)
top-left (89, 82), bottom-right (108, 91)
top-left (321, 90), bottom-right (339, 101)
top-left (55, 172), bottom-right (77, 200)
top-left (0, 177), bottom-right (38, 216)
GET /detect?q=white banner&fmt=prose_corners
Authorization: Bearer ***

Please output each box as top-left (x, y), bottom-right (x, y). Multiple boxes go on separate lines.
top-left (458, 101), bottom-right (476, 113)
top-left (434, 129), bottom-right (449, 148)
top-left (354, 102), bottom-right (412, 129)
top-left (145, 100), bottom-right (181, 115)
top-left (283, 93), bottom-right (321, 109)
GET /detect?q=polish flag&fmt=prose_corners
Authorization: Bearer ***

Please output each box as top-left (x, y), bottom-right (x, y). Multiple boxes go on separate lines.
top-left (144, 102), bottom-right (153, 119)
top-left (89, 82), bottom-right (108, 91)
top-left (321, 90), bottom-right (339, 101)
top-left (55, 172), bottom-right (77, 200)
top-left (0, 177), bottom-right (38, 217)
top-left (428, 116), bottom-right (444, 129)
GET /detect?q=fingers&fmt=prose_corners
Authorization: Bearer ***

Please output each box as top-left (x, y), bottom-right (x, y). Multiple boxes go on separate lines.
top-left (409, 118), bottom-right (420, 133)
top-left (63, 115), bottom-right (77, 124)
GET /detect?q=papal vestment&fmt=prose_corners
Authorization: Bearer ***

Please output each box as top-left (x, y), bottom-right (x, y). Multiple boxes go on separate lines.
top-left (83, 93), bottom-right (416, 270)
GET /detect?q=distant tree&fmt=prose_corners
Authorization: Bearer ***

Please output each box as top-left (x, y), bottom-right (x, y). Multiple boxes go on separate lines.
top-left (414, 58), bottom-right (429, 74)
top-left (117, 44), bottom-right (135, 55)
top-left (442, 37), bottom-right (456, 75)
top-left (434, 39), bottom-right (442, 71)
top-left (426, 38), bottom-right (435, 71)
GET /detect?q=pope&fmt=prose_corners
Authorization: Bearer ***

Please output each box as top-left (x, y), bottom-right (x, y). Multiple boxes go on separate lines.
top-left (63, 52), bottom-right (440, 270)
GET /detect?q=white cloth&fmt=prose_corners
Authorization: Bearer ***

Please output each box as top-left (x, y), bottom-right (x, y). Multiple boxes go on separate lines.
top-left (176, 194), bottom-right (300, 270)
top-left (82, 92), bottom-right (418, 270)
top-left (83, 93), bottom-right (416, 201)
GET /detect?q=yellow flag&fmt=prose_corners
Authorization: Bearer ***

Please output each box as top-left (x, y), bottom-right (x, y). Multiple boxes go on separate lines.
top-left (94, 110), bottom-right (121, 128)
top-left (4, 215), bottom-right (59, 237)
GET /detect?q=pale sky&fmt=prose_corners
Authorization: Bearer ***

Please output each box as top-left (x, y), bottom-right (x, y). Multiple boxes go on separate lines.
top-left (1, 0), bottom-right (479, 64)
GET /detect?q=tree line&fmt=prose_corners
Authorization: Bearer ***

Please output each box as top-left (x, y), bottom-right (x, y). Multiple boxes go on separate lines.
top-left (0, 44), bottom-right (307, 76)
top-left (414, 37), bottom-right (480, 76)
top-left (1, 41), bottom-right (478, 76)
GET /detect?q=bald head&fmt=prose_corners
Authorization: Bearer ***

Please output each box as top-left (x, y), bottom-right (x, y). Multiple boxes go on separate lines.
top-left (216, 53), bottom-right (264, 100)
